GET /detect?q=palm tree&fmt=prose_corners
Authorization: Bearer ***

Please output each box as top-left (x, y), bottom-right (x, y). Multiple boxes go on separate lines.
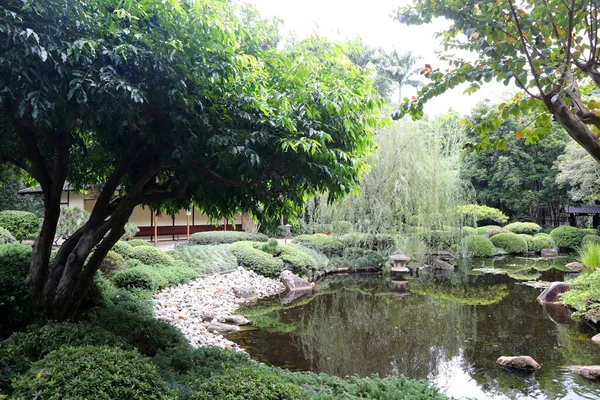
top-left (376, 49), bottom-right (424, 103)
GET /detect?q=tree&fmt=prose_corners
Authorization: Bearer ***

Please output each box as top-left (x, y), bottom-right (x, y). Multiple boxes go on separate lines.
top-left (556, 142), bottom-right (600, 203)
top-left (461, 102), bottom-right (569, 224)
top-left (346, 40), bottom-right (394, 101)
top-left (0, 0), bottom-right (384, 320)
top-left (0, 168), bottom-right (43, 216)
top-left (395, 0), bottom-right (600, 163)
top-left (377, 49), bottom-right (424, 103)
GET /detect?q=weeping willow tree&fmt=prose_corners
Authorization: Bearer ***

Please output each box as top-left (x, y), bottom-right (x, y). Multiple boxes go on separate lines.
top-left (305, 113), bottom-right (473, 235)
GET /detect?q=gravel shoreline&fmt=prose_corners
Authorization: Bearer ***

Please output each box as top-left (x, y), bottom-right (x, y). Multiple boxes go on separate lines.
top-left (153, 267), bottom-right (285, 350)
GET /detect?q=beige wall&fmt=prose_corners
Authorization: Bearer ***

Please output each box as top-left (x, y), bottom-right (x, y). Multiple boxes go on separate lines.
top-left (129, 205), bottom-right (152, 227)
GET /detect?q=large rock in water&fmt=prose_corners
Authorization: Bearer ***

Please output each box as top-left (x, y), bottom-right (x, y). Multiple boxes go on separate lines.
top-left (567, 366), bottom-right (600, 380)
top-left (541, 247), bottom-right (558, 258)
top-left (496, 356), bottom-right (541, 371)
top-left (207, 322), bottom-right (240, 335)
top-left (431, 258), bottom-right (454, 271)
top-left (280, 270), bottom-right (313, 292)
top-left (221, 315), bottom-right (251, 326)
top-left (565, 262), bottom-right (583, 272)
top-left (537, 282), bottom-right (571, 304)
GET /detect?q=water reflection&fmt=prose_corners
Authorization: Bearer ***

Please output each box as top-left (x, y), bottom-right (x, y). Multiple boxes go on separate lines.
top-left (229, 257), bottom-right (600, 399)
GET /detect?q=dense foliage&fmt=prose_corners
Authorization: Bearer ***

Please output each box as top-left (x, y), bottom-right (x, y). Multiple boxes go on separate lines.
top-left (505, 222), bottom-right (542, 235)
top-left (0, 210), bottom-right (40, 242)
top-left (532, 234), bottom-right (555, 252)
top-left (459, 204), bottom-right (508, 225)
top-left (550, 226), bottom-right (585, 250)
top-left (98, 250), bottom-right (126, 276)
top-left (0, 227), bottom-right (15, 245)
top-left (55, 206), bottom-right (90, 244)
top-left (293, 234), bottom-right (344, 257)
top-left (112, 241), bottom-right (134, 259)
top-left (228, 241), bottom-right (284, 278)
top-left (461, 235), bottom-right (494, 257)
top-left (130, 246), bottom-right (174, 266)
top-left (189, 231), bottom-right (268, 245)
top-left (170, 244), bottom-right (238, 275)
top-left (560, 269), bottom-right (600, 320)
top-left (490, 233), bottom-right (528, 254)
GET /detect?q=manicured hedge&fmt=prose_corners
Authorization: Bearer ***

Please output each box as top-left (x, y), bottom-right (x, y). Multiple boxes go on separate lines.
top-left (113, 267), bottom-right (157, 291)
top-left (490, 232), bottom-right (528, 254)
top-left (292, 234), bottom-right (344, 256)
top-left (532, 233), bottom-right (555, 252)
top-left (128, 239), bottom-right (153, 247)
top-left (487, 227), bottom-right (509, 237)
top-left (461, 226), bottom-right (477, 236)
top-left (517, 234), bottom-right (534, 252)
top-left (582, 234), bottom-right (600, 246)
top-left (11, 346), bottom-right (170, 400)
top-left (581, 228), bottom-right (599, 236)
top-left (130, 246), bottom-right (174, 266)
top-left (112, 240), bottom-right (134, 259)
top-left (0, 210), bottom-right (40, 241)
top-left (228, 241), bottom-right (283, 278)
top-left (505, 222), bottom-right (542, 235)
top-left (550, 226), bottom-right (585, 250)
top-left (189, 231), bottom-right (268, 245)
top-left (461, 235), bottom-right (494, 257)
top-left (0, 227), bottom-right (16, 245)
top-left (99, 250), bottom-right (126, 276)
top-left (170, 244), bottom-right (238, 274)
top-left (278, 244), bottom-right (317, 276)
top-left (476, 225), bottom-right (501, 235)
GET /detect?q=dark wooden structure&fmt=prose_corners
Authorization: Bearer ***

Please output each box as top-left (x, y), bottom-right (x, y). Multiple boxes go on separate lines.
top-left (561, 204), bottom-right (600, 229)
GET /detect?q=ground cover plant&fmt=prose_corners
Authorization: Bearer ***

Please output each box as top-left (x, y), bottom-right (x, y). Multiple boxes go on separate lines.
top-left (561, 269), bottom-right (600, 320)
top-left (189, 231), bottom-right (269, 245)
top-left (579, 242), bottom-right (600, 271)
top-left (170, 244), bottom-right (238, 275)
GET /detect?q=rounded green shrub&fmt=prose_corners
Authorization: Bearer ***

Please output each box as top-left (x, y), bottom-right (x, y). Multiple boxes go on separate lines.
top-left (550, 226), bottom-right (585, 250)
top-left (131, 246), bottom-right (174, 266)
top-left (581, 228), bottom-right (599, 236)
top-left (292, 234), bottom-right (344, 256)
top-left (228, 241), bottom-right (284, 278)
top-left (113, 267), bottom-right (157, 291)
top-left (476, 225), bottom-right (501, 235)
top-left (0, 210), bottom-right (40, 241)
top-left (582, 234), bottom-right (600, 246)
top-left (99, 250), bottom-right (126, 276)
top-left (487, 227), bottom-right (509, 237)
top-left (517, 234), bottom-right (534, 251)
top-left (112, 240), bottom-right (134, 259)
top-left (154, 261), bottom-right (197, 287)
top-left (332, 220), bottom-right (353, 235)
top-left (107, 289), bottom-right (154, 317)
top-left (11, 346), bottom-right (170, 400)
top-left (490, 232), bottom-right (528, 254)
top-left (505, 222), bottom-right (542, 235)
top-left (122, 222), bottom-right (140, 241)
top-left (532, 233), bottom-right (556, 252)
top-left (128, 239), bottom-right (153, 247)
top-left (0, 227), bottom-right (16, 245)
top-left (189, 231), bottom-right (268, 245)
top-left (278, 244), bottom-right (317, 276)
top-left (461, 235), bottom-right (494, 257)
top-left (461, 226), bottom-right (477, 236)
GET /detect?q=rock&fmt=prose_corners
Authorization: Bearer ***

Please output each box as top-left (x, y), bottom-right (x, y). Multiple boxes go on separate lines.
top-left (540, 302), bottom-right (575, 326)
top-left (431, 258), bottom-right (454, 271)
top-left (565, 262), bottom-right (583, 272)
top-left (222, 315), bottom-right (251, 326)
top-left (496, 356), bottom-right (541, 371)
top-left (280, 270), bottom-right (313, 292)
top-left (537, 281), bottom-right (571, 304)
top-left (208, 322), bottom-right (241, 335)
top-left (280, 289), bottom-right (312, 304)
top-left (592, 334), bottom-right (600, 345)
top-left (200, 313), bottom-right (215, 322)
top-left (567, 366), bottom-right (600, 380)
top-left (232, 286), bottom-right (255, 299)
top-left (541, 247), bottom-right (559, 258)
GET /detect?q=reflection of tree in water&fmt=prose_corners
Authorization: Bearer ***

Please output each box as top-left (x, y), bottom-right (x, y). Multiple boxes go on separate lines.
top-left (294, 285), bottom-right (476, 379)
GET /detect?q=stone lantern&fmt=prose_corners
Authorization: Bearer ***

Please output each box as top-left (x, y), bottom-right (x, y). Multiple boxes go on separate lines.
top-left (389, 252), bottom-right (410, 273)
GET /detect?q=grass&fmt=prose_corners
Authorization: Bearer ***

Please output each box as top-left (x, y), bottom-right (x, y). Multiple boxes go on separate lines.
top-left (169, 244), bottom-right (238, 275)
top-left (579, 242), bottom-right (600, 271)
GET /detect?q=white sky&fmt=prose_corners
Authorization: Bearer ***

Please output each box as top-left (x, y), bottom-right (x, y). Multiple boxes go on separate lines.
top-left (246, 0), bottom-right (514, 116)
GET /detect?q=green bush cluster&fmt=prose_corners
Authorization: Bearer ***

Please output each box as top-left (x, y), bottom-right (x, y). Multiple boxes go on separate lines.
top-left (128, 239), bottom-right (153, 247)
top-left (293, 234), bottom-right (344, 256)
top-left (459, 204), bottom-right (509, 225)
top-left (122, 222), bottom-right (140, 241)
top-left (419, 230), bottom-right (456, 249)
top-left (579, 242), bottom-right (600, 271)
top-left (550, 226), bottom-right (585, 250)
top-left (112, 240), bottom-right (134, 259)
top-left (475, 225), bottom-right (501, 235)
top-left (560, 269), bottom-right (600, 319)
top-left (289, 243), bottom-right (329, 271)
top-left (0, 210), bottom-right (41, 241)
top-left (99, 250), bottom-right (126, 276)
top-left (113, 262), bottom-right (197, 291)
top-left (486, 227), bottom-right (509, 237)
top-left (131, 246), bottom-right (174, 266)
top-left (582, 235), bottom-right (600, 246)
top-left (505, 222), bottom-right (542, 235)
top-left (461, 235), bottom-right (494, 257)
top-left (291, 222), bottom-right (333, 235)
top-left (278, 244), bottom-right (317, 276)
top-left (0, 227), bottom-right (16, 245)
top-left (532, 233), bottom-right (556, 252)
top-left (517, 234), bottom-right (534, 251)
top-left (189, 231), bottom-right (268, 245)
top-left (461, 226), bottom-right (477, 236)
top-left (581, 228), bottom-right (599, 236)
top-left (490, 233), bottom-right (528, 254)
top-left (11, 345), bottom-right (170, 400)
top-left (228, 241), bottom-right (284, 278)
top-left (170, 244), bottom-right (237, 275)
top-left (329, 247), bottom-right (387, 271)
top-left (341, 233), bottom-right (397, 252)
top-left (332, 220), bottom-right (353, 235)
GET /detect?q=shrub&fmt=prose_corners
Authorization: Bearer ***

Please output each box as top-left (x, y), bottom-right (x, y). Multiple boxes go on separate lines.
top-left (275, 225), bottom-right (290, 237)
top-left (112, 240), bottom-right (134, 259)
top-left (11, 346), bottom-right (170, 400)
top-left (505, 222), bottom-right (542, 235)
top-left (461, 226), bottom-right (477, 236)
top-left (54, 206), bottom-right (89, 244)
top-left (341, 233), bottom-right (397, 252)
top-left (490, 232), bottom-right (528, 254)
top-left (189, 231), bottom-right (268, 245)
top-left (113, 267), bottom-right (158, 291)
top-left (80, 271), bottom-right (115, 310)
top-left (579, 242), bottom-right (600, 271)
top-left (332, 220), bottom-right (353, 235)
top-left (0, 227), bottom-right (15, 245)
top-left (517, 234), bottom-right (534, 251)
top-left (292, 234), bottom-right (344, 256)
top-left (228, 241), bottom-right (284, 278)
top-left (461, 235), bottom-right (494, 257)
top-left (98, 250), bottom-right (126, 276)
top-left (190, 366), bottom-right (305, 400)
top-left (131, 246), bottom-right (174, 266)
top-left (260, 238), bottom-right (280, 254)
top-left (289, 243), bottom-right (329, 270)
top-left (550, 226), bottom-right (585, 250)
top-left (329, 247), bottom-right (387, 270)
top-left (459, 204), bottom-right (509, 225)
top-left (560, 269), bottom-right (600, 319)
top-left (154, 261), bottom-right (197, 287)
top-left (278, 244), bottom-right (317, 276)
top-left (291, 221), bottom-right (311, 235)
top-left (107, 289), bottom-right (154, 318)
top-left (532, 233), bottom-right (556, 252)
top-left (170, 244), bottom-right (237, 274)
top-left (419, 230), bottom-right (457, 249)
top-left (582, 228), bottom-right (599, 236)
top-left (0, 210), bottom-right (40, 241)
top-left (487, 227), bottom-right (509, 237)
top-left (128, 239), bottom-right (153, 247)
top-left (582, 234), bottom-right (600, 246)
top-left (0, 243), bottom-right (42, 336)
top-left (476, 225), bottom-right (501, 235)
top-left (308, 223), bottom-right (333, 234)
top-left (122, 222), bottom-right (140, 240)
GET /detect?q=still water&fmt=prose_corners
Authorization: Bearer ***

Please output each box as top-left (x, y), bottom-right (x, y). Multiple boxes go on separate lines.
top-left (229, 257), bottom-right (600, 399)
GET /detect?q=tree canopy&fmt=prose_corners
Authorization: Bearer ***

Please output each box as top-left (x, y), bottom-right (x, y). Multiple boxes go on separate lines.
top-left (395, 0), bottom-right (600, 163)
top-left (0, 0), bottom-right (384, 319)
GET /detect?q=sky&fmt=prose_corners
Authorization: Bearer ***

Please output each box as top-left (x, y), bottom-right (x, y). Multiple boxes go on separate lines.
top-left (246, 0), bottom-right (515, 116)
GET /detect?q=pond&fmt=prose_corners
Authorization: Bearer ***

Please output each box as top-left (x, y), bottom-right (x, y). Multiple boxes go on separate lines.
top-left (228, 256), bottom-right (600, 400)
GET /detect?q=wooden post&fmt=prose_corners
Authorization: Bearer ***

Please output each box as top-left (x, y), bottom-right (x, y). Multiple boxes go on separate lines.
top-left (187, 214), bottom-right (190, 240)
top-left (153, 213), bottom-right (158, 246)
